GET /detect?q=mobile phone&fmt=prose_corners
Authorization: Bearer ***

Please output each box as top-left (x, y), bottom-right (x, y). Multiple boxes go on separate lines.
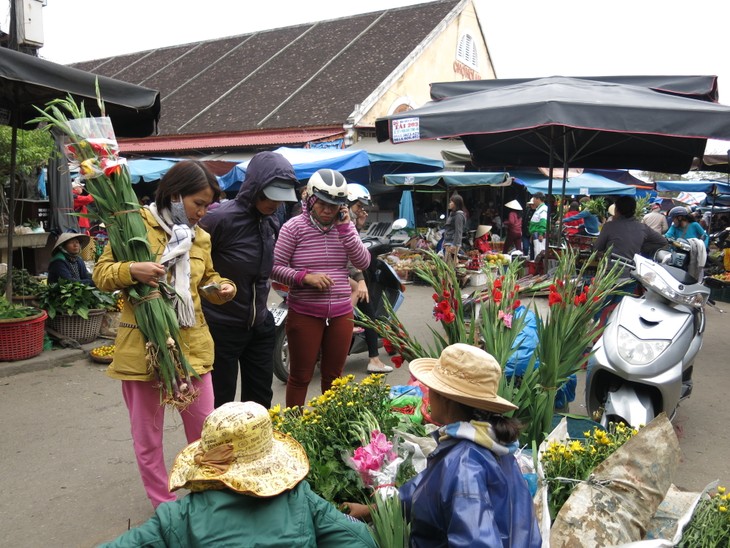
top-left (339, 208), bottom-right (347, 221)
top-left (201, 283), bottom-right (221, 294)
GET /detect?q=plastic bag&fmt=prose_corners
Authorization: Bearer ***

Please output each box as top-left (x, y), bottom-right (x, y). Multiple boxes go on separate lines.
top-left (390, 394), bottom-right (423, 424)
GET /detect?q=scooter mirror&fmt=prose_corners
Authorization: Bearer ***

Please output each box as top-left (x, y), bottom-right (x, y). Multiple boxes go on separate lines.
top-left (391, 218), bottom-right (408, 231)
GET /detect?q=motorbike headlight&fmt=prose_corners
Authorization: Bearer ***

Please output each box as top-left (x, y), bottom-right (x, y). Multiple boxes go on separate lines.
top-left (616, 325), bottom-right (670, 365)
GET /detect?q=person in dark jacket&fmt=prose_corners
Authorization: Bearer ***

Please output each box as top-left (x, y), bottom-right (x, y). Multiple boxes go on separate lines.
top-left (345, 344), bottom-right (542, 547)
top-left (199, 151), bottom-right (298, 409)
top-left (47, 232), bottom-right (94, 285)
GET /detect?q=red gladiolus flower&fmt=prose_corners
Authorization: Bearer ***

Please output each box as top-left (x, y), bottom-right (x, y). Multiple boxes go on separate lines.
top-left (492, 289), bottom-right (503, 303)
top-left (383, 339), bottom-right (394, 354)
top-left (443, 312), bottom-right (456, 324)
top-left (557, 279), bottom-right (565, 288)
top-left (432, 293), bottom-right (440, 302)
top-left (512, 300), bottom-right (521, 309)
top-left (436, 300), bottom-right (451, 313)
top-left (593, 295), bottom-right (601, 302)
top-left (494, 278), bottom-right (503, 289)
top-left (391, 355), bottom-right (404, 368)
top-left (102, 161), bottom-right (123, 177)
top-left (584, 285), bottom-right (590, 294)
top-left (548, 291), bottom-right (563, 306)
top-left (443, 291), bottom-right (451, 299)
top-left (576, 293), bottom-right (587, 305)
top-left (549, 284), bottom-right (557, 292)
top-left (514, 284), bottom-right (520, 292)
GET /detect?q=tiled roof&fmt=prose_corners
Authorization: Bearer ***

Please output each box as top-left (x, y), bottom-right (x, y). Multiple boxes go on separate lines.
top-left (71, 1), bottom-right (461, 137)
top-left (118, 127), bottom-right (343, 154)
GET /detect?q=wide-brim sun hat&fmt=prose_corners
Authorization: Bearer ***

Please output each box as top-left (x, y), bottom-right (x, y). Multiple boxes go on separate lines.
top-left (53, 232), bottom-right (90, 254)
top-left (505, 199), bottom-right (523, 211)
top-left (409, 343), bottom-right (518, 414)
top-left (262, 178), bottom-right (298, 202)
top-left (169, 402), bottom-right (309, 497)
top-left (475, 225), bottom-right (492, 239)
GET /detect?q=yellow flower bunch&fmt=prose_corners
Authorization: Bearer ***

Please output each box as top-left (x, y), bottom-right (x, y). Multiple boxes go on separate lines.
top-left (269, 374), bottom-right (400, 505)
top-left (541, 422), bottom-right (638, 520)
top-left (679, 484), bottom-right (730, 547)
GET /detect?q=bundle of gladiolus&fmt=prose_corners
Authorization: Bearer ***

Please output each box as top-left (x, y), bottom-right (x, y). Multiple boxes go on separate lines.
top-left (32, 95), bottom-right (198, 409)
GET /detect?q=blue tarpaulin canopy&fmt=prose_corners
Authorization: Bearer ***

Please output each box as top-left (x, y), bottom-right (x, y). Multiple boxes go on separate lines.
top-left (513, 170), bottom-right (636, 196)
top-left (655, 180), bottom-right (730, 194)
top-left (218, 147), bottom-right (370, 190)
top-left (127, 158), bottom-right (180, 183)
top-left (384, 171), bottom-right (511, 187)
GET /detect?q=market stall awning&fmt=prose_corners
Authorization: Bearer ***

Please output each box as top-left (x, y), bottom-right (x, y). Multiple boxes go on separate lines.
top-left (0, 47), bottom-right (160, 137)
top-left (127, 158), bottom-right (180, 183)
top-left (655, 180), bottom-right (730, 194)
top-left (384, 171), bottom-right (511, 187)
top-left (513, 170), bottom-right (636, 196)
top-left (218, 146), bottom-right (370, 190)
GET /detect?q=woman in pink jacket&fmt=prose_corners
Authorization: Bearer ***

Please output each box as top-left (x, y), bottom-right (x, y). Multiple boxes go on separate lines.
top-left (503, 199), bottom-right (524, 252)
top-left (272, 169), bottom-right (370, 408)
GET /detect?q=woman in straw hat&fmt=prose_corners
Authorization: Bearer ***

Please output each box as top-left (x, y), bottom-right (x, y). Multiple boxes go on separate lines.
top-left (346, 343), bottom-right (541, 546)
top-left (100, 402), bottom-right (376, 547)
top-left (47, 231), bottom-right (94, 285)
top-left (503, 199), bottom-right (524, 253)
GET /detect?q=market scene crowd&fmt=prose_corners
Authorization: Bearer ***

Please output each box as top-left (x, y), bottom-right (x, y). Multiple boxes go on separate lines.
top-left (5, 5), bottom-right (730, 546)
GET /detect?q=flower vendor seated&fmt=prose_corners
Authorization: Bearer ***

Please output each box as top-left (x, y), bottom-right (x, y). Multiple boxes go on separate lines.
top-left (345, 343), bottom-right (542, 547)
top-left (474, 224), bottom-right (492, 253)
top-left (99, 401), bottom-right (376, 548)
top-left (47, 232), bottom-right (95, 285)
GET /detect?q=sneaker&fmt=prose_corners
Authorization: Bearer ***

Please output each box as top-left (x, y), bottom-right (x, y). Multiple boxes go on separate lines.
top-left (367, 363), bottom-right (393, 373)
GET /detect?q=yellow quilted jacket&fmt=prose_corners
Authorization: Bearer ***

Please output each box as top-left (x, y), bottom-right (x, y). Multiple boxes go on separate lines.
top-left (92, 208), bottom-right (235, 381)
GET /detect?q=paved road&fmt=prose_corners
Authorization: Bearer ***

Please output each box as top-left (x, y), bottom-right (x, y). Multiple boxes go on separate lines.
top-left (1, 283), bottom-right (728, 546)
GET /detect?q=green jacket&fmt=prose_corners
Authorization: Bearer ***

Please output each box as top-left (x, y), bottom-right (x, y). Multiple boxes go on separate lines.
top-left (528, 203), bottom-right (548, 235)
top-left (98, 482), bottom-right (376, 548)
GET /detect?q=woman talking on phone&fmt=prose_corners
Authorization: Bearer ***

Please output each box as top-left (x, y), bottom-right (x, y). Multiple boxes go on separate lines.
top-left (272, 169), bottom-right (371, 408)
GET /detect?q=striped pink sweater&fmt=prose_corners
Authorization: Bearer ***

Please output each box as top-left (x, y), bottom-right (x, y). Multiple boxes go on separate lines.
top-left (272, 211), bottom-right (370, 319)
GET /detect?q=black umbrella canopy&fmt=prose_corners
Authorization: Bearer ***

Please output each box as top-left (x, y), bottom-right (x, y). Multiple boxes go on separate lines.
top-left (0, 47), bottom-right (160, 137)
top-left (429, 75), bottom-right (720, 103)
top-left (0, 47), bottom-right (160, 299)
top-left (375, 76), bottom-right (730, 174)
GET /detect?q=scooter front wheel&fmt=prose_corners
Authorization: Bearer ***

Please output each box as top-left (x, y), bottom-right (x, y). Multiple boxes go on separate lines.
top-left (273, 327), bottom-right (290, 383)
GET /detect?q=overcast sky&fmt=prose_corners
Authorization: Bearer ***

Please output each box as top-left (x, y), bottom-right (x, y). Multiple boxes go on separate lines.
top-left (4, 0), bottom-right (730, 151)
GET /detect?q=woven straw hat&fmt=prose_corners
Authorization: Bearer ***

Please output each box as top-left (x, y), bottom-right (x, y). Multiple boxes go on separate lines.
top-left (505, 199), bottom-right (523, 211)
top-left (53, 232), bottom-right (90, 254)
top-left (169, 402), bottom-right (309, 497)
top-left (409, 343), bottom-right (517, 413)
top-left (475, 225), bottom-right (492, 239)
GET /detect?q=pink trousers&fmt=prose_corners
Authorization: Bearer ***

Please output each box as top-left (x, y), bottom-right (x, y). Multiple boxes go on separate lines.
top-left (121, 373), bottom-right (214, 508)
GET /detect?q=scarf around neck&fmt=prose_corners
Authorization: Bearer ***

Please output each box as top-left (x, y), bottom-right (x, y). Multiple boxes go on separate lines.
top-left (146, 203), bottom-right (196, 327)
top-left (438, 420), bottom-right (518, 456)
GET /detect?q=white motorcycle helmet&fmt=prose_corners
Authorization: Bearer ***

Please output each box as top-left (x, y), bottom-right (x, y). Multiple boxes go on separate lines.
top-left (347, 183), bottom-right (371, 206)
top-left (307, 169), bottom-right (348, 205)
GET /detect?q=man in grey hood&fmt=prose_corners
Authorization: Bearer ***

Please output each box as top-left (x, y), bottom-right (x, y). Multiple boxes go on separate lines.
top-left (200, 151), bottom-right (298, 408)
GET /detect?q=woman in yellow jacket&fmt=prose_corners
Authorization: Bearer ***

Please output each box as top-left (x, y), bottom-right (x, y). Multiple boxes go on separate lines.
top-left (93, 161), bottom-right (236, 508)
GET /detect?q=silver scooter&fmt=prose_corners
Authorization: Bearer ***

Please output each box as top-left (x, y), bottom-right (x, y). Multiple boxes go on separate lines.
top-left (586, 253), bottom-right (711, 428)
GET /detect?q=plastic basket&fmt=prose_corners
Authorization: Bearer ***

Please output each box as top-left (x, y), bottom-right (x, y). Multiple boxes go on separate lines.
top-left (0, 310), bottom-right (47, 361)
top-left (47, 309), bottom-right (105, 344)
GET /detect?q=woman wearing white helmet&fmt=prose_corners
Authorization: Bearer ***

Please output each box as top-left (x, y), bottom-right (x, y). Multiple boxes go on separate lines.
top-left (347, 183), bottom-right (371, 231)
top-left (272, 169), bottom-right (371, 407)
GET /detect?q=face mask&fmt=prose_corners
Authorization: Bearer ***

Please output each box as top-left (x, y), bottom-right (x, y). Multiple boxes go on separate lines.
top-left (170, 200), bottom-right (190, 226)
